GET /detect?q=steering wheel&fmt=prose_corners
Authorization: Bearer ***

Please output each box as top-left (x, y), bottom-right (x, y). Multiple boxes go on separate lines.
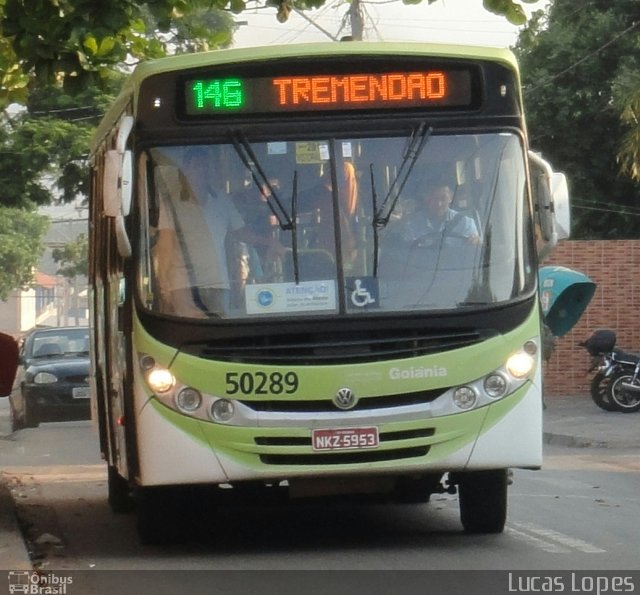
top-left (410, 212), bottom-right (480, 249)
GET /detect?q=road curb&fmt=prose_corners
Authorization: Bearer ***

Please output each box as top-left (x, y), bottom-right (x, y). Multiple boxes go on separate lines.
top-left (543, 431), bottom-right (640, 449)
top-left (0, 476), bottom-right (32, 570)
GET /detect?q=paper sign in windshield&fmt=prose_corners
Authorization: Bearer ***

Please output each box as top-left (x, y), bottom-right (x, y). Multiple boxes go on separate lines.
top-left (246, 280), bottom-right (337, 314)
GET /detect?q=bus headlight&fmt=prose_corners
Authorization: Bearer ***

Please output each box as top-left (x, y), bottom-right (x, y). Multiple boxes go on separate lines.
top-left (506, 352), bottom-right (535, 379)
top-left (484, 373), bottom-right (508, 398)
top-left (147, 367), bottom-right (175, 393)
top-left (176, 387), bottom-right (202, 412)
top-left (453, 386), bottom-right (477, 410)
top-left (210, 399), bottom-right (235, 422)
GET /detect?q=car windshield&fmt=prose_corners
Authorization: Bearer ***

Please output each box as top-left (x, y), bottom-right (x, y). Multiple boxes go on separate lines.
top-left (29, 329), bottom-right (89, 358)
top-left (138, 131), bottom-right (534, 319)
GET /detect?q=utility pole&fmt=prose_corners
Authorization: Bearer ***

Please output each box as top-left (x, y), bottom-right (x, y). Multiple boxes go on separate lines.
top-left (348, 0), bottom-right (364, 40)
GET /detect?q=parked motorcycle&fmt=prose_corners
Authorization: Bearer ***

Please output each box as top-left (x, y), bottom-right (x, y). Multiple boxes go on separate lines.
top-left (580, 329), bottom-right (640, 413)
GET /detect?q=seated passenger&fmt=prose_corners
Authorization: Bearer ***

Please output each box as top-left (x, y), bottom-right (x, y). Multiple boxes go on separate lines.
top-left (298, 165), bottom-right (357, 263)
top-left (153, 149), bottom-right (285, 317)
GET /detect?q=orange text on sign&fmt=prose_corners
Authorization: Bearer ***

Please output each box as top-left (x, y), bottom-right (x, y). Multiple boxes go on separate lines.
top-left (272, 72), bottom-right (447, 106)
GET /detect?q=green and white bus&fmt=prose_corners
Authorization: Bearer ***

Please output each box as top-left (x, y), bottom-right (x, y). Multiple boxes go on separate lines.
top-left (89, 42), bottom-right (570, 542)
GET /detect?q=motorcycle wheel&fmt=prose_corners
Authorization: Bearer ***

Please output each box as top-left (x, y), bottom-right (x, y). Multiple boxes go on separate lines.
top-left (590, 373), bottom-right (616, 411)
top-left (609, 372), bottom-right (640, 413)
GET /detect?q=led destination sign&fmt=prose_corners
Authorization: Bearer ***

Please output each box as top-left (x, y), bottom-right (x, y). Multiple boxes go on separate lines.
top-left (183, 68), bottom-right (475, 116)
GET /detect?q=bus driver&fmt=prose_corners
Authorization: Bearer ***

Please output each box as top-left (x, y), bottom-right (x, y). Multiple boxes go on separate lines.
top-left (402, 183), bottom-right (481, 248)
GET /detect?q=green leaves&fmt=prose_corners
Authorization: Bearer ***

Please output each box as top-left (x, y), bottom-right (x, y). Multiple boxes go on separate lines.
top-left (0, 0), bottom-right (541, 98)
top-left (52, 232), bottom-right (88, 279)
top-left (483, 0), bottom-right (528, 26)
top-left (618, 87), bottom-right (640, 181)
top-left (83, 35), bottom-right (116, 58)
top-left (516, 0), bottom-right (640, 239)
top-left (229, 0), bottom-right (246, 14)
top-left (1, 0), bottom-right (235, 95)
top-left (0, 207), bottom-right (48, 300)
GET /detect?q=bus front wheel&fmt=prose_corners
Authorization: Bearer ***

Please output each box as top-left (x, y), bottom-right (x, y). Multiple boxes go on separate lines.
top-left (456, 469), bottom-right (508, 534)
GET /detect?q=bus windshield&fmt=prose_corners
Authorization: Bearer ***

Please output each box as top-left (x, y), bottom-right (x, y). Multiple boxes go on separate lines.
top-left (139, 131), bottom-right (534, 319)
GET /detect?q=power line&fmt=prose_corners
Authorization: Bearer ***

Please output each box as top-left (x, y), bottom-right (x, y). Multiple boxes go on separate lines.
top-left (291, 6), bottom-right (339, 41)
top-left (572, 199), bottom-right (640, 217)
top-left (525, 20), bottom-right (640, 95)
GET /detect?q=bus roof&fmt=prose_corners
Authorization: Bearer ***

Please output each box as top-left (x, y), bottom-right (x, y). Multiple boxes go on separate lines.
top-left (91, 41), bottom-right (518, 154)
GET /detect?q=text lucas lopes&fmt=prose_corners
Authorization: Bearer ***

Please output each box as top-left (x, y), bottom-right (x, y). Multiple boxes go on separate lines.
top-left (508, 573), bottom-right (635, 595)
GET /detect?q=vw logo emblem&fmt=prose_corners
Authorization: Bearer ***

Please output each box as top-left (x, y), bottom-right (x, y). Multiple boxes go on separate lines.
top-left (334, 387), bottom-right (357, 410)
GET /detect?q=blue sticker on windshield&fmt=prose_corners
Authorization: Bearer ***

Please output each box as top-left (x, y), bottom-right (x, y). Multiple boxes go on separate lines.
top-left (346, 277), bottom-right (379, 309)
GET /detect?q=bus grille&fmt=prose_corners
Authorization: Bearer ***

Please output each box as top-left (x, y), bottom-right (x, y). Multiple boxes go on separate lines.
top-left (240, 389), bottom-right (446, 412)
top-left (192, 329), bottom-right (486, 365)
top-left (259, 447), bottom-right (430, 466)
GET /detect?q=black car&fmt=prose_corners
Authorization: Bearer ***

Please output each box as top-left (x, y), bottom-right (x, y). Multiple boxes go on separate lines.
top-left (10, 326), bottom-right (91, 430)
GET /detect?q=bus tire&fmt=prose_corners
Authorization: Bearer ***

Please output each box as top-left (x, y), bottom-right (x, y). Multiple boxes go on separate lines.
top-left (457, 469), bottom-right (508, 534)
top-left (108, 466), bottom-right (134, 514)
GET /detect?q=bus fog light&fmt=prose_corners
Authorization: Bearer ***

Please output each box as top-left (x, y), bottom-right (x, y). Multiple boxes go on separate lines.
top-left (211, 399), bottom-right (235, 422)
top-left (176, 388), bottom-right (202, 412)
top-left (139, 354), bottom-right (155, 371)
top-left (484, 374), bottom-right (507, 398)
top-left (453, 386), bottom-right (477, 410)
top-left (506, 352), bottom-right (534, 379)
top-left (147, 368), bottom-right (175, 393)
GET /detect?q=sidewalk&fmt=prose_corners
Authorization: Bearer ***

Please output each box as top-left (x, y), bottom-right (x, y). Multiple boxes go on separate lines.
top-left (0, 394), bottom-right (638, 570)
top-left (0, 473), bottom-right (32, 570)
top-left (543, 394), bottom-right (640, 449)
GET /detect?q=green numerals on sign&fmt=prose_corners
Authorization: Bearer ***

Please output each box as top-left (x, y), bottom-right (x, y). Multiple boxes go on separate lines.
top-left (191, 79), bottom-right (244, 111)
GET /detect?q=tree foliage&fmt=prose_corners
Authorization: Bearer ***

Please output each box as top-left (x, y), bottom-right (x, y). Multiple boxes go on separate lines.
top-left (616, 72), bottom-right (640, 181)
top-left (0, 0), bottom-right (537, 99)
top-left (0, 1), bottom-right (236, 296)
top-left (52, 232), bottom-right (87, 279)
top-left (0, 109), bottom-right (94, 208)
top-left (1, 0), bottom-right (236, 100)
top-left (0, 206), bottom-right (48, 300)
top-left (515, 0), bottom-right (640, 239)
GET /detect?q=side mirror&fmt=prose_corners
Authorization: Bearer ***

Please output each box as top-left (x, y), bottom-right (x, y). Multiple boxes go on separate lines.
top-left (115, 215), bottom-right (132, 258)
top-left (121, 150), bottom-right (133, 217)
top-left (116, 116), bottom-right (134, 154)
top-left (529, 151), bottom-right (571, 258)
top-left (103, 150), bottom-right (121, 217)
top-left (103, 115), bottom-right (135, 257)
top-left (551, 172), bottom-right (570, 240)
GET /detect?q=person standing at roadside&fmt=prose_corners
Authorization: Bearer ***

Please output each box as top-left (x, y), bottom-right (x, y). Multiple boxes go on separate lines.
top-left (0, 331), bottom-right (19, 396)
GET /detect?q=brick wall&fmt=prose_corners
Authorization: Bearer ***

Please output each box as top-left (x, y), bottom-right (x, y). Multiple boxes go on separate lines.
top-left (542, 240), bottom-right (640, 397)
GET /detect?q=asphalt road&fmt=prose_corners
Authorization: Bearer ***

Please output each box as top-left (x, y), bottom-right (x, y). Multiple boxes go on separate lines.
top-left (1, 412), bottom-right (639, 574)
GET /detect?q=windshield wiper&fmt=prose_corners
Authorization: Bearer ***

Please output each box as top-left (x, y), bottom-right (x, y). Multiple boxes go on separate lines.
top-left (230, 131), bottom-right (294, 231)
top-left (371, 123), bottom-right (433, 277)
top-left (372, 122), bottom-right (433, 228)
top-left (290, 171), bottom-right (300, 284)
top-left (371, 164), bottom-right (381, 277)
top-left (230, 131), bottom-right (302, 284)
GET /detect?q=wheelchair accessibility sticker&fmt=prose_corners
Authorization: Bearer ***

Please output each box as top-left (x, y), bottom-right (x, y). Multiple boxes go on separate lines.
top-left (347, 277), bottom-right (379, 309)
